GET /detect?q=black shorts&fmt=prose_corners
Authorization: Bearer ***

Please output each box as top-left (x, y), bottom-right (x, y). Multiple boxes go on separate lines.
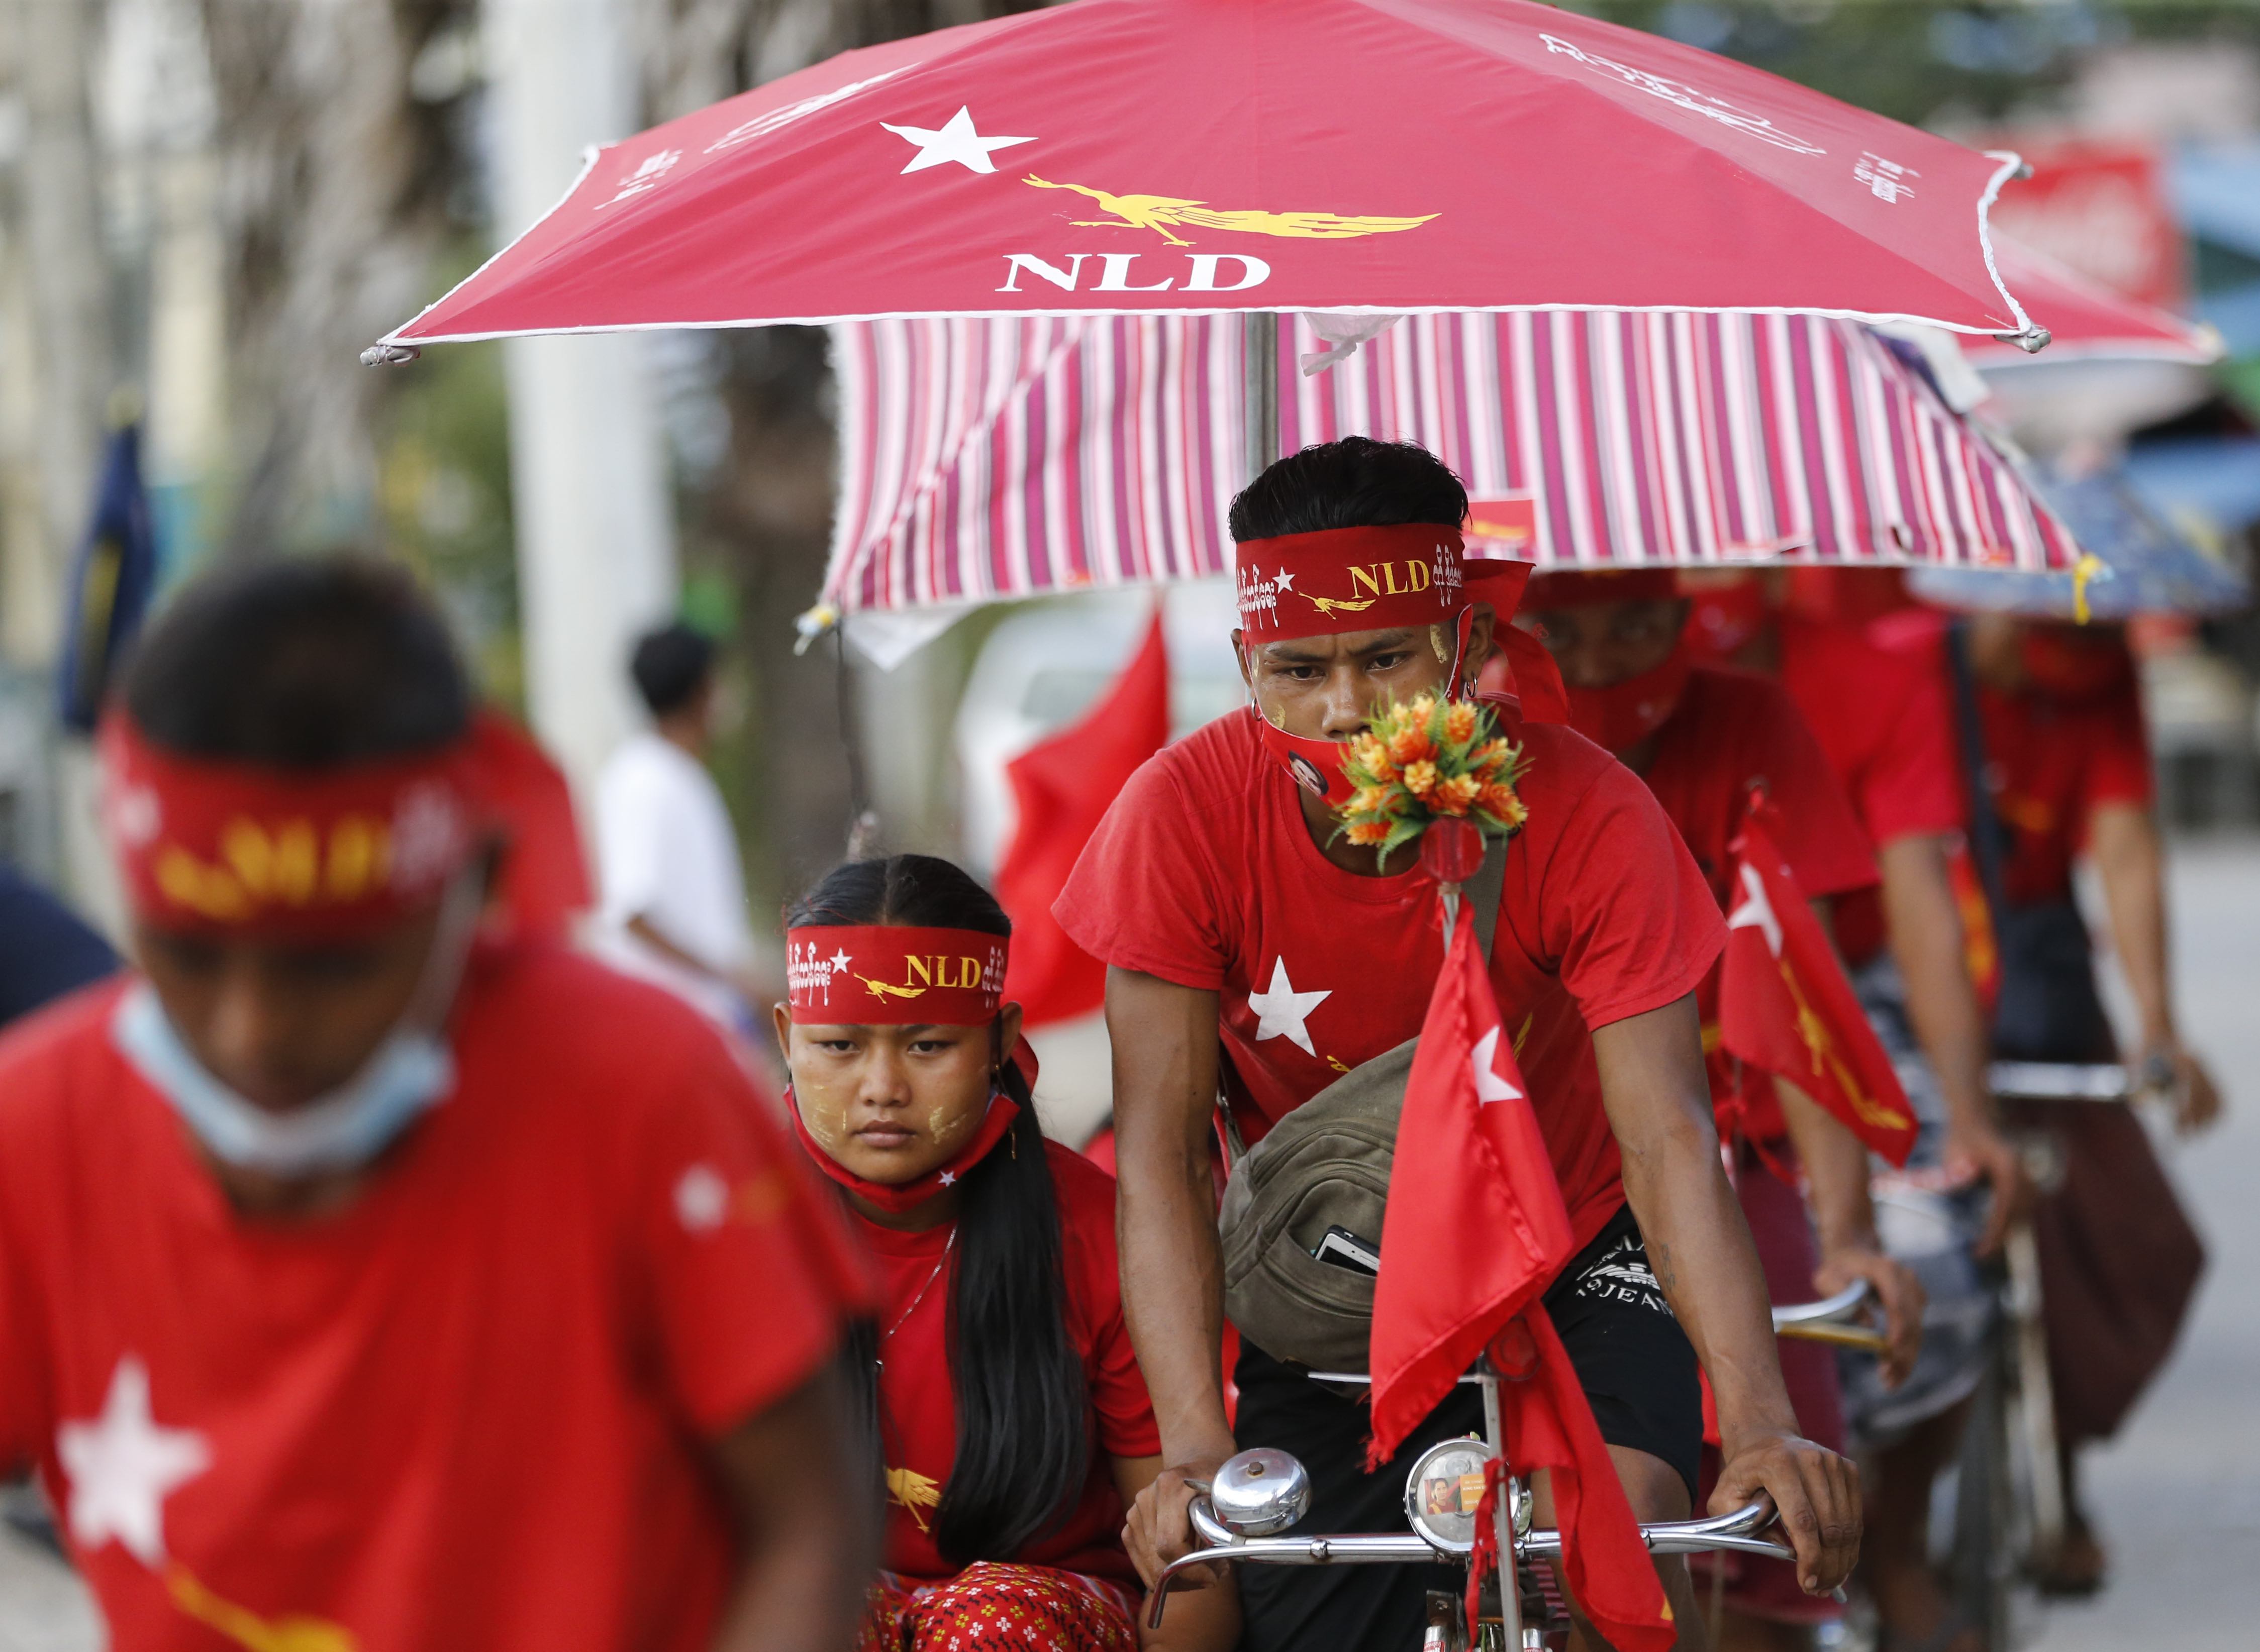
top-left (1231, 1202), bottom-right (1701, 1652)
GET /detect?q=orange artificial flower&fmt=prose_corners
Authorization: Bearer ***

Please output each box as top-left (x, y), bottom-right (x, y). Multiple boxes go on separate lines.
top-left (1402, 760), bottom-right (1440, 798)
top-left (1388, 727), bottom-right (1435, 766)
top-left (1478, 783), bottom-right (1528, 828)
top-left (1346, 819), bottom-right (1392, 846)
top-left (1444, 702), bottom-right (1479, 745)
top-left (1433, 774), bottom-right (1481, 815)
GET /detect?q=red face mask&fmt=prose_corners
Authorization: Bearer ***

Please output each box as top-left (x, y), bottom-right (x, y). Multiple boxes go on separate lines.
top-left (1564, 646), bottom-right (1693, 753)
top-left (2019, 628), bottom-right (2133, 704)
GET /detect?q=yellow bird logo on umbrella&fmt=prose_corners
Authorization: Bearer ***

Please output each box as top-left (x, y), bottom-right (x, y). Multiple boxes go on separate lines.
top-left (1024, 176), bottom-right (1437, 248)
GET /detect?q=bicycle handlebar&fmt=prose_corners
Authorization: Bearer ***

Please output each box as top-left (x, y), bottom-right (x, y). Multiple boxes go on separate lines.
top-left (1147, 1496), bottom-right (1792, 1627)
top-left (1988, 1060), bottom-right (2135, 1102)
top-left (1770, 1279), bottom-right (1888, 1353)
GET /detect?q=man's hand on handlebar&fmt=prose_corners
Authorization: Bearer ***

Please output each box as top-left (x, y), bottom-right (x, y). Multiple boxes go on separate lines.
top-left (1123, 1458), bottom-right (1231, 1592)
top-left (1944, 1116), bottom-right (2033, 1257)
top-left (1812, 1247), bottom-right (1924, 1389)
top-left (1711, 1429), bottom-right (1860, 1597)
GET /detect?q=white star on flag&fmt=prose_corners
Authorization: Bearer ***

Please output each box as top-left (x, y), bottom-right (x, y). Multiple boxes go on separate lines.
top-left (1727, 863), bottom-right (1783, 957)
top-left (57, 1357), bottom-right (211, 1568)
top-left (1248, 958), bottom-right (1330, 1057)
top-left (880, 107), bottom-right (1034, 174)
top-left (1469, 1025), bottom-right (1522, 1104)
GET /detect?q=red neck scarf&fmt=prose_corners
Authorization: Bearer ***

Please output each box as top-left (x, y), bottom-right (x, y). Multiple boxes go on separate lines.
top-left (787, 1085), bottom-right (1021, 1214)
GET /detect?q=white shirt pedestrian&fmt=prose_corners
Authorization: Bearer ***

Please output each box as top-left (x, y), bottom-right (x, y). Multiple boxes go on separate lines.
top-left (593, 730), bottom-right (754, 1027)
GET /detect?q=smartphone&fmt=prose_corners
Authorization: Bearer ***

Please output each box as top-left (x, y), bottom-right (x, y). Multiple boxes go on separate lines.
top-left (1311, 1224), bottom-right (1381, 1276)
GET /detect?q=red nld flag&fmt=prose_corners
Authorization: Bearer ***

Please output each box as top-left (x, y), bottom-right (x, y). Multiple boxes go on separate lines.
top-left (1719, 797), bottom-right (1919, 1166)
top-left (996, 607), bottom-right (1170, 1027)
top-left (1368, 899), bottom-right (1572, 1463)
top-left (1367, 898), bottom-right (1674, 1652)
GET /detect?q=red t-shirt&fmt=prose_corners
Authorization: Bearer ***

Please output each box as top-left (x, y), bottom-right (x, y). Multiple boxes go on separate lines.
top-left (0, 946), bottom-right (870, 1652)
top-left (1975, 680), bottom-right (2152, 909)
top-left (1639, 667), bottom-right (1876, 1142)
top-left (1640, 667), bottom-right (1877, 914)
top-left (866, 1143), bottom-right (1157, 1586)
top-left (1055, 709), bottom-right (1725, 1254)
top-left (1777, 613), bottom-right (1964, 963)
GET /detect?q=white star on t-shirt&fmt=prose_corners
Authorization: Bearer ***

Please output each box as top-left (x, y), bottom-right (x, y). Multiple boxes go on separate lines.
top-left (57, 1357), bottom-right (211, 1568)
top-left (1247, 958), bottom-right (1330, 1057)
top-left (879, 107), bottom-right (1034, 175)
top-left (675, 1163), bottom-right (730, 1232)
top-left (1469, 1025), bottom-right (1522, 1105)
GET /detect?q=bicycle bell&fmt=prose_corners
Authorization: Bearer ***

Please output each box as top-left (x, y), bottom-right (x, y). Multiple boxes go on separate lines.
top-left (1208, 1448), bottom-right (1312, 1536)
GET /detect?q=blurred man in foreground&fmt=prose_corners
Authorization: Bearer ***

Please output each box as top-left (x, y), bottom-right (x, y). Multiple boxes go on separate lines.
top-left (0, 559), bottom-right (874, 1651)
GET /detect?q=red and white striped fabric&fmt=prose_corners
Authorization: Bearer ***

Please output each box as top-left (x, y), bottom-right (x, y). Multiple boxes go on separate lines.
top-left (823, 312), bottom-right (2081, 617)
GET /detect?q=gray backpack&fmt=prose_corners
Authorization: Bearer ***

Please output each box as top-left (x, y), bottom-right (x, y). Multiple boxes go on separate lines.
top-left (1216, 844), bottom-right (1505, 1373)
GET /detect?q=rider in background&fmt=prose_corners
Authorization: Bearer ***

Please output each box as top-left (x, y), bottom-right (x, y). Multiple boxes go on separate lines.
top-left (0, 558), bottom-right (876, 1652)
top-left (1954, 610), bottom-right (2218, 1597)
top-left (1062, 439), bottom-right (1860, 1652)
top-left (776, 854), bottom-right (1238, 1652)
top-left (1686, 569), bottom-right (2025, 1652)
top-left (1515, 569), bottom-right (1924, 1652)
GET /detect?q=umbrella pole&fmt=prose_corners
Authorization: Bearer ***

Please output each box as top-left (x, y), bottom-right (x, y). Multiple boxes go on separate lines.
top-left (1242, 312), bottom-right (1281, 485)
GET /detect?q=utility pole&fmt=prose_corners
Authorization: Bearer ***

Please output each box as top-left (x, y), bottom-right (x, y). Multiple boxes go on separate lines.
top-left (481, 0), bottom-right (677, 803)
top-left (16, 0), bottom-right (111, 663)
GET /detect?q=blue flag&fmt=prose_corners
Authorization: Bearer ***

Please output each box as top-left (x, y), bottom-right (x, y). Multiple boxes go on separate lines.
top-left (55, 423), bottom-right (158, 735)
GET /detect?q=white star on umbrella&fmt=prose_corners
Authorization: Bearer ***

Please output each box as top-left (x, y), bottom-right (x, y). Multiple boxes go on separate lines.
top-left (1469, 1025), bottom-right (1522, 1105)
top-left (1247, 958), bottom-right (1330, 1057)
top-left (57, 1357), bottom-right (211, 1568)
top-left (879, 107), bottom-right (1034, 175)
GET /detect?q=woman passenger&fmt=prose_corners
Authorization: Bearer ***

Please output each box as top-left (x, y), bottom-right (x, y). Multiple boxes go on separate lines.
top-left (776, 854), bottom-right (1238, 1652)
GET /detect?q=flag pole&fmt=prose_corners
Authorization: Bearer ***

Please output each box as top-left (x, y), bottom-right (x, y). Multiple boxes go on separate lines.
top-left (1242, 312), bottom-right (1281, 485)
top-left (1479, 1357), bottom-right (1525, 1649)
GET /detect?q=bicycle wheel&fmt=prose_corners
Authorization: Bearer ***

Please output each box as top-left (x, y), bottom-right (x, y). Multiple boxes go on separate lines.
top-left (1951, 1339), bottom-right (2016, 1651)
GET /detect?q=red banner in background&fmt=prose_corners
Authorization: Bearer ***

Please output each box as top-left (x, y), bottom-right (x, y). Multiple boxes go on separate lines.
top-left (995, 608), bottom-right (1170, 1027)
top-left (1989, 140), bottom-right (2188, 312)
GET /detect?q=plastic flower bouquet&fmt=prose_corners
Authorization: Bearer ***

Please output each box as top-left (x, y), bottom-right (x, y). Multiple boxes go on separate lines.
top-left (1334, 694), bottom-right (1530, 870)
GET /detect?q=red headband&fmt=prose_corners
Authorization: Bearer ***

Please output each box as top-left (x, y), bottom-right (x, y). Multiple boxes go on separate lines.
top-left (787, 924), bottom-right (1009, 1024)
top-left (1522, 567), bottom-right (1683, 610)
top-left (1236, 525), bottom-right (1527, 642)
top-left (100, 715), bottom-right (482, 941)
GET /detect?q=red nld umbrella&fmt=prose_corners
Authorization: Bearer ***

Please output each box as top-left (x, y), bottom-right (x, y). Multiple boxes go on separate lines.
top-left (375, 0), bottom-right (2044, 351)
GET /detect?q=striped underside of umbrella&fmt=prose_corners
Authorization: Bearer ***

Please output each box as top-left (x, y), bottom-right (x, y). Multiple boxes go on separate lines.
top-left (824, 311), bottom-right (2082, 617)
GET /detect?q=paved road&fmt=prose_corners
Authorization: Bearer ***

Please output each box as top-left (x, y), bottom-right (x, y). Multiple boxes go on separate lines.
top-left (2, 842), bottom-right (2255, 1649)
